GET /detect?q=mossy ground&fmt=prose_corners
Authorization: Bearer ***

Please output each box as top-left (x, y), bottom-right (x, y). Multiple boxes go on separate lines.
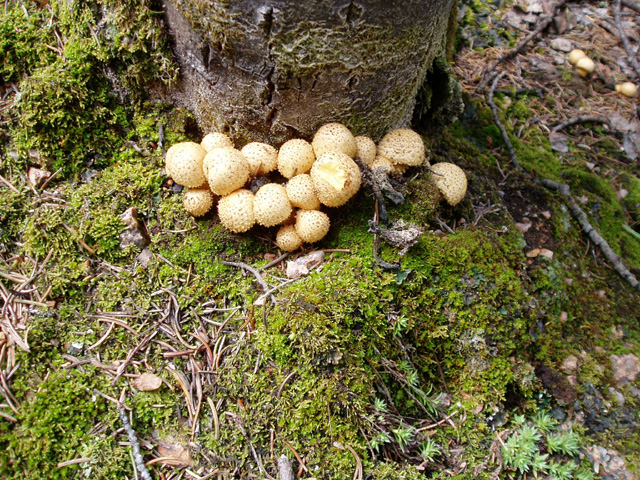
top-left (1, 1), bottom-right (639, 479)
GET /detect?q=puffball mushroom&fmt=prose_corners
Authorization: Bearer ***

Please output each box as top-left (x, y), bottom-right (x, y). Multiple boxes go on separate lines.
top-left (310, 151), bottom-right (362, 207)
top-left (277, 139), bottom-right (316, 178)
top-left (241, 142), bottom-right (278, 176)
top-left (575, 57), bottom-right (595, 77)
top-left (371, 156), bottom-right (408, 174)
top-left (276, 224), bottom-right (303, 252)
top-left (312, 122), bottom-right (358, 158)
top-left (376, 128), bottom-right (427, 167)
top-left (165, 142), bottom-right (207, 188)
top-left (354, 135), bottom-right (377, 166)
top-left (286, 174), bottom-right (321, 210)
top-left (183, 188), bottom-right (215, 217)
top-left (201, 132), bottom-right (234, 152)
top-left (253, 183), bottom-right (293, 227)
top-left (203, 147), bottom-right (250, 196)
top-left (217, 189), bottom-right (255, 233)
top-left (430, 162), bottom-right (468, 206)
top-left (568, 49), bottom-right (586, 66)
top-left (616, 82), bottom-right (638, 98)
top-left (295, 209), bottom-right (331, 243)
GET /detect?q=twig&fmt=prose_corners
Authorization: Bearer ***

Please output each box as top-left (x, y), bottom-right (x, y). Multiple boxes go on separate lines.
top-left (260, 253), bottom-right (290, 270)
top-left (488, 72), bottom-right (523, 171)
top-left (613, 0), bottom-right (640, 80)
top-left (277, 455), bottom-right (294, 480)
top-left (622, 0), bottom-right (640, 15)
top-left (417, 410), bottom-right (458, 432)
top-left (487, 76), bottom-right (640, 291)
top-left (221, 261), bottom-right (276, 303)
top-left (57, 458), bottom-right (93, 468)
top-left (345, 445), bottom-right (363, 480)
top-left (282, 439), bottom-right (308, 474)
top-left (118, 403), bottom-right (153, 480)
top-left (0, 173), bottom-right (20, 194)
top-left (550, 116), bottom-right (610, 134)
top-left (476, 0), bottom-right (567, 91)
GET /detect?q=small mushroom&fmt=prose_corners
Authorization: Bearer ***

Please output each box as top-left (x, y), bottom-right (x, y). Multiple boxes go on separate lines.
top-left (575, 57), bottom-right (595, 77)
top-left (165, 142), bottom-right (207, 188)
top-left (286, 174), bottom-right (320, 210)
top-left (201, 132), bottom-right (234, 152)
top-left (276, 224), bottom-right (303, 252)
top-left (295, 209), bottom-right (331, 243)
top-left (371, 156), bottom-right (408, 174)
top-left (277, 139), bottom-right (316, 179)
top-left (615, 82), bottom-right (638, 98)
top-left (354, 135), bottom-right (377, 166)
top-left (183, 188), bottom-right (215, 217)
top-left (241, 142), bottom-right (278, 176)
top-left (203, 147), bottom-right (250, 196)
top-left (217, 189), bottom-right (255, 233)
top-left (568, 49), bottom-right (586, 66)
top-left (376, 128), bottom-right (427, 167)
top-left (253, 183), bottom-right (293, 227)
top-left (312, 122), bottom-right (357, 158)
top-left (310, 151), bottom-right (362, 207)
top-left (430, 162), bottom-right (467, 206)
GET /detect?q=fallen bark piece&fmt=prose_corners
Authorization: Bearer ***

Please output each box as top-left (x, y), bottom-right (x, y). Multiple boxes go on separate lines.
top-left (286, 251), bottom-right (325, 279)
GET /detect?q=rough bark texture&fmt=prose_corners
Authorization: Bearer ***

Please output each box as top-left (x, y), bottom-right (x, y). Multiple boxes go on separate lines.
top-left (162, 0), bottom-right (457, 145)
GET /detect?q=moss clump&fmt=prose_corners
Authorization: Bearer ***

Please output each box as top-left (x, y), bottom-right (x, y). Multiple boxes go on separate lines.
top-left (5, 0), bottom-right (177, 177)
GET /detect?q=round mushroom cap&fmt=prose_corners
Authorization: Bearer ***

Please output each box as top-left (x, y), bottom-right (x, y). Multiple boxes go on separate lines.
top-left (430, 162), bottom-right (467, 206)
top-left (165, 142), bottom-right (207, 188)
top-left (277, 139), bottom-right (316, 179)
top-left (217, 189), bottom-right (255, 233)
top-left (183, 188), bottom-right (215, 217)
top-left (276, 224), bottom-right (303, 252)
top-left (253, 183), bottom-right (293, 227)
top-left (312, 122), bottom-right (357, 158)
top-left (355, 135), bottom-right (377, 165)
top-left (377, 128), bottom-right (427, 167)
top-left (241, 142), bottom-right (278, 176)
top-left (370, 156), bottom-right (392, 172)
top-left (310, 152), bottom-right (361, 207)
top-left (203, 147), bottom-right (250, 196)
top-left (286, 174), bottom-right (320, 210)
top-left (576, 57), bottom-right (595, 76)
top-left (201, 132), bottom-right (234, 152)
top-left (616, 82), bottom-right (638, 98)
top-left (568, 49), bottom-right (586, 66)
top-left (295, 209), bottom-right (331, 243)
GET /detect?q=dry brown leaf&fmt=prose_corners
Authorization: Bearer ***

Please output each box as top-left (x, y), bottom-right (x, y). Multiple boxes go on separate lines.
top-left (133, 372), bottom-right (163, 391)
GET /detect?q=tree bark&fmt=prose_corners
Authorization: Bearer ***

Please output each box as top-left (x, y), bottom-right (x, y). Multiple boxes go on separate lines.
top-left (162, 0), bottom-right (457, 144)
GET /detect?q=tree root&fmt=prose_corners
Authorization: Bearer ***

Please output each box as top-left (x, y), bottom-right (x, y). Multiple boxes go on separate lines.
top-left (488, 74), bottom-right (640, 291)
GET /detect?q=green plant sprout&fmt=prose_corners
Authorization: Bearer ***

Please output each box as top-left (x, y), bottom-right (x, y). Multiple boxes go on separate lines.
top-left (418, 438), bottom-right (441, 462)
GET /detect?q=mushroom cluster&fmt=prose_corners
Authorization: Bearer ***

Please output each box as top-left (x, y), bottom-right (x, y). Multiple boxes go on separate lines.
top-left (165, 123), bottom-right (467, 251)
top-left (568, 49), bottom-right (595, 77)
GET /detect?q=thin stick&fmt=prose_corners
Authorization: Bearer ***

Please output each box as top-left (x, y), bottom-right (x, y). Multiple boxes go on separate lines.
top-left (220, 261), bottom-right (276, 303)
top-left (259, 253), bottom-right (290, 270)
top-left (282, 439), bottom-right (308, 473)
top-left (550, 116), bottom-right (610, 134)
top-left (614, 0), bottom-right (640, 79)
top-left (57, 458), bottom-right (93, 468)
top-left (0, 173), bottom-right (20, 194)
top-left (118, 403), bottom-right (153, 480)
top-left (622, 0), bottom-right (640, 15)
top-left (477, 0), bottom-right (567, 91)
top-left (487, 72), bottom-right (522, 171)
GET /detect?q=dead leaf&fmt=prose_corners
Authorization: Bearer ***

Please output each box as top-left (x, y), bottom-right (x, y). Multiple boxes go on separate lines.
top-left (526, 248), bottom-right (541, 258)
top-left (156, 443), bottom-right (193, 467)
top-left (27, 167), bottom-right (51, 188)
top-left (515, 222), bottom-right (532, 233)
top-left (549, 132), bottom-right (569, 153)
top-left (133, 372), bottom-right (163, 391)
top-left (539, 248), bottom-right (554, 259)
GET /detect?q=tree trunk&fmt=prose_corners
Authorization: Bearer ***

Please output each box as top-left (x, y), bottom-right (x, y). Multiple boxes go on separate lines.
top-left (161, 0), bottom-right (458, 144)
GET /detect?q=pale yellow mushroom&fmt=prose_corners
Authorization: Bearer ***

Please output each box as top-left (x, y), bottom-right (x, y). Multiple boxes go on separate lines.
top-left (165, 142), bottom-right (207, 188)
top-left (276, 224), bottom-right (303, 252)
top-left (615, 82), bottom-right (638, 98)
top-left (253, 183), bottom-right (293, 227)
top-left (430, 162), bottom-right (468, 206)
top-left (286, 174), bottom-right (320, 210)
top-left (217, 189), bottom-right (255, 233)
top-left (203, 147), bottom-right (250, 196)
top-left (576, 57), bottom-right (595, 77)
top-left (354, 135), bottom-right (377, 166)
top-left (568, 49), bottom-right (586, 66)
top-left (310, 151), bottom-right (361, 207)
top-left (295, 209), bottom-right (331, 243)
top-left (376, 128), bottom-right (427, 167)
top-left (241, 142), bottom-right (278, 176)
top-left (201, 132), bottom-right (234, 152)
top-left (312, 122), bottom-right (357, 158)
top-left (183, 188), bottom-right (215, 217)
top-left (277, 139), bottom-right (315, 179)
